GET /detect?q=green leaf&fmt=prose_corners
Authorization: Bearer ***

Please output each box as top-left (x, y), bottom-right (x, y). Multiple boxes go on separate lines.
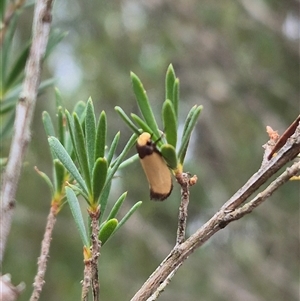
top-left (130, 113), bottom-right (153, 137)
top-left (118, 154), bottom-right (139, 170)
top-left (1, 11), bottom-right (19, 81)
top-left (165, 64), bottom-right (176, 104)
top-left (35, 166), bottom-right (54, 196)
top-left (5, 42), bottom-right (30, 90)
top-left (66, 187), bottom-right (89, 247)
top-left (54, 159), bottom-right (66, 195)
top-left (106, 192), bottom-right (127, 221)
top-left (0, 111), bottom-right (15, 140)
top-left (114, 201), bottom-right (142, 233)
top-left (162, 99), bottom-right (177, 148)
top-left (102, 134), bottom-right (136, 217)
top-left (0, 97), bottom-right (17, 114)
top-left (45, 29), bottom-right (67, 59)
top-left (95, 111), bottom-right (106, 160)
top-left (160, 144), bottom-right (178, 170)
top-left (173, 78), bottom-right (179, 119)
top-left (109, 133), bottom-right (137, 173)
top-left (114, 106), bottom-right (140, 135)
top-left (98, 180), bottom-right (112, 225)
top-left (1, 79), bottom-right (54, 113)
top-left (42, 111), bottom-right (56, 137)
top-left (65, 109), bottom-right (78, 159)
top-left (0, 0), bottom-right (7, 22)
top-left (98, 218), bottom-right (118, 246)
top-left (73, 113), bottom-right (91, 194)
top-left (130, 72), bottom-right (160, 137)
top-left (73, 101), bottom-right (86, 119)
top-left (48, 136), bottom-right (88, 196)
top-left (57, 106), bottom-right (65, 146)
top-left (85, 98), bottom-right (96, 171)
top-left (106, 131), bottom-right (120, 166)
top-left (55, 87), bottom-right (64, 108)
top-left (178, 105), bottom-right (203, 165)
top-left (92, 157), bottom-right (107, 205)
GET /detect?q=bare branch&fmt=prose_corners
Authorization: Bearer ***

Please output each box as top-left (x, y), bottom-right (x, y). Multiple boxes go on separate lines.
top-left (223, 159), bottom-right (300, 223)
top-left (29, 205), bottom-right (58, 301)
top-left (89, 207), bottom-right (101, 301)
top-left (176, 173), bottom-right (190, 244)
top-left (0, 0), bottom-right (54, 263)
top-left (131, 125), bottom-right (300, 301)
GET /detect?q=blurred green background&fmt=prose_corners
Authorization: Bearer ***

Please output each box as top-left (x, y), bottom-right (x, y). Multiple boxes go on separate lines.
top-left (2, 0), bottom-right (299, 300)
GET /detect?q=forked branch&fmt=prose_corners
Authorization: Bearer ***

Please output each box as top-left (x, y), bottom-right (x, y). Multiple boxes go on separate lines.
top-left (131, 124), bottom-right (300, 301)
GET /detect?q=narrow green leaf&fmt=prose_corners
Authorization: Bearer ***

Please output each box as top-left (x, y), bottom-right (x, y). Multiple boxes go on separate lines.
top-left (2, 12), bottom-right (18, 81)
top-left (42, 111), bottom-right (56, 137)
top-left (118, 154), bottom-right (139, 170)
top-left (66, 187), bottom-right (89, 247)
top-left (57, 107), bottom-right (65, 146)
top-left (160, 144), bottom-right (178, 170)
top-left (180, 105), bottom-right (198, 139)
top-left (65, 110), bottom-right (78, 159)
top-left (130, 72), bottom-right (160, 137)
top-left (73, 101), bottom-right (86, 119)
top-left (54, 159), bottom-right (66, 195)
top-left (73, 113), bottom-right (91, 193)
top-left (0, 0), bottom-right (7, 22)
top-left (109, 133), bottom-right (136, 172)
top-left (85, 98), bottom-right (96, 171)
top-left (106, 192), bottom-right (127, 221)
top-left (92, 157), bottom-right (107, 204)
top-left (162, 99), bottom-right (177, 148)
top-left (45, 29), bottom-right (67, 59)
top-left (103, 134), bottom-right (137, 216)
top-left (165, 64), bottom-right (176, 104)
top-left (106, 131), bottom-right (120, 166)
top-left (115, 106), bottom-right (140, 135)
top-left (35, 166), bottom-right (54, 196)
top-left (55, 87), bottom-right (64, 108)
top-left (114, 201), bottom-right (142, 233)
top-left (178, 105), bottom-right (203, 165)
top-left (95, 111), bottom-right (106, 160)
top-left (48, 136), bottom-right (88, 196)
top-left (98, 218), bottom-right (118, 246)
top-left (0, 97), bottom-right (17, 114)
top-left (130, 114), bottom-right (153, 136)
top-left (5, 42), bottom-right (30, 89)
top-left (173, 78), bottom-right (179, 119)
top-left (98, 180), bottom-right (112, 225)
top-left (0, 111), bottom-right (15, 140)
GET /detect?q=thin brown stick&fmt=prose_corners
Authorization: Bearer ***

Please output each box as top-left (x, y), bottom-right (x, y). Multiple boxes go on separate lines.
top-left (89, 206), bottom-right (101, 301)
top-left (130, 125), bottom-right (300, 301)
top-left (223, 159), bottom-right (300, 223)
top-left (29, 205), bottom-right (58, 301)
top-left (82, 258), bottom-right (92, 301)
top-left (176, 173), bottom-right (190, 244)
top-left (0, 0), bottom-right (54, 264)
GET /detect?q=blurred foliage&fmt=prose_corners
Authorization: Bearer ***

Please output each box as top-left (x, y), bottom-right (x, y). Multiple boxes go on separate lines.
top-left (2, 0), bottom-right (299, 301)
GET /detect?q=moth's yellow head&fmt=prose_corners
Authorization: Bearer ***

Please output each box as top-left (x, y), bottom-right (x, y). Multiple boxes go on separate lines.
top-left (137, 132), bottom-right (151, 146)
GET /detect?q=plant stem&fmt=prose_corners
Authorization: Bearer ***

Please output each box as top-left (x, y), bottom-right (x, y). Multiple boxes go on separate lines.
top-left (176, 173), bottom-right (190, 244)
top-left (131, 125), bottom-right (300, 301)
top-left (30, 205), bottom-right (58, 301)
top-left (0, 0), bottom-right (54, 264)
top-left (90, 206), bottom-right (101, 301)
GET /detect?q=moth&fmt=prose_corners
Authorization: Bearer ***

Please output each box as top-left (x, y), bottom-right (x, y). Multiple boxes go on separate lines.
top-left (136, 132), bottom-right (173, 201)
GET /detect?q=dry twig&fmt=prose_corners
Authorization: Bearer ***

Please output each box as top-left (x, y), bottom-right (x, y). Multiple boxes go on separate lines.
top-left (131, 124), bottom-right (300, 301)
top-left (29, 205), bottom-right (58, 301)
top-left (0, 0), bottom-right (54, 264)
